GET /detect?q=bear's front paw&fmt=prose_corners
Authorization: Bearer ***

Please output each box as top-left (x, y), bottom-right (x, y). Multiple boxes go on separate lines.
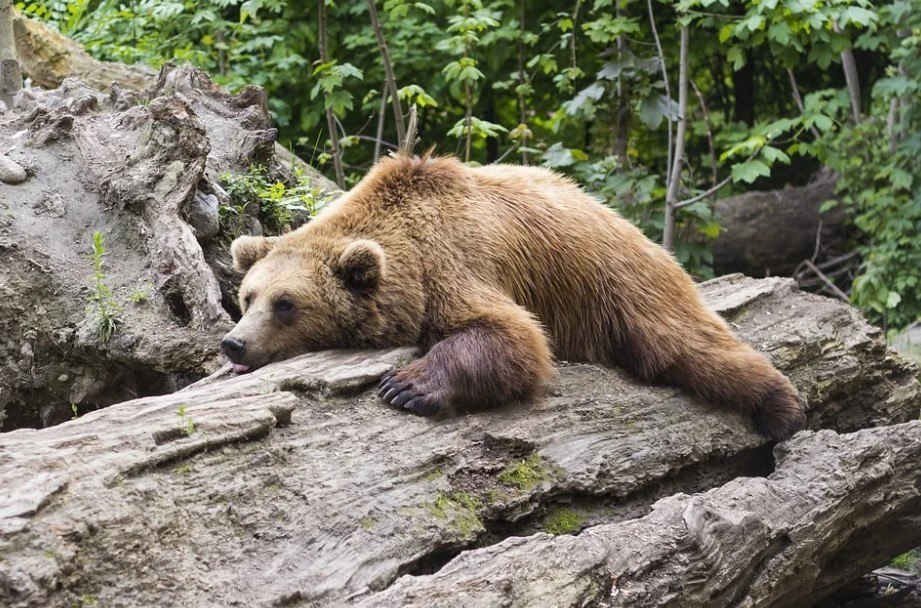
top-left (378, 367), bottom-right (446, 417)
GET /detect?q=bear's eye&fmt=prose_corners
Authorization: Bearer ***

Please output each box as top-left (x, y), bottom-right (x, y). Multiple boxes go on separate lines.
top-left (243, 294), bottom-right (254, 310)
top-left (273, 298), bottom-right (295, 315)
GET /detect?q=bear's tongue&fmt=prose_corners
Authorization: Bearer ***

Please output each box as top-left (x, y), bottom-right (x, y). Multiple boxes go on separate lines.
top-left (232, 363), bottom-right (251, 374)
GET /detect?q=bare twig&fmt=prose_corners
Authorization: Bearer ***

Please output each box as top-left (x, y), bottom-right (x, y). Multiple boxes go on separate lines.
top-left (811, 219), bottom-right (823, 263)
top-left (399, 104), bottom-right (418, 157)
top-left (663, 24), bottom-right (688, 251)
top-left (367, 0), bottom-right (406, 147)
top-left (357, 134), bottom-right (398, 151)
top-left (805, 260), bottom-right (850, 302)
top-left (318, 0), bottom-right (345, 189)
top-left (673, 149), bottom-right (758, 210)
top-left (492, 141), bottom-right (521, 164)
top-left (787, 68), bottom-right (821, 139)
top-left (690, 78), bottom-right (717, 190)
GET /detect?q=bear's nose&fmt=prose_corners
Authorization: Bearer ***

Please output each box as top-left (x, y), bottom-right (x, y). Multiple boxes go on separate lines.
top-left (221, 336), bottom-right (246, 361)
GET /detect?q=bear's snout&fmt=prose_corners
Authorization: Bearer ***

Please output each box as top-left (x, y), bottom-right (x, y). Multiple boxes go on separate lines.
top-left (221, 336), bottom-right (247, 362)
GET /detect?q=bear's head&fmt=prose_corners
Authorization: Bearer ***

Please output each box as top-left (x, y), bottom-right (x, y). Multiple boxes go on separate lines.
top-left (221, 234), bottom-right (389, 373)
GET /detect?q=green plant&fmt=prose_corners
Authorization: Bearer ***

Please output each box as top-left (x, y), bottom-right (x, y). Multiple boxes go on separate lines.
top-left (429, 491), bottom-right (483, 536)
top-left (890, 549), bottom-right (921, 570)
top-left (814, 1), bottom-right (921, 333)
top-left (177, 403), bottom-right (196, 436)
top-left (86, 231), bottom-right (122, 342)
top-left (497, 454), bottom-right (548, 490)
top-left (220, 165), bottom-right (332, 236)
top-left (70, 403), bottom-right (79, 420)
top-left (128, 285), bottom-right (152, 304)
top-left (542, 507), bottom-right (584, 535)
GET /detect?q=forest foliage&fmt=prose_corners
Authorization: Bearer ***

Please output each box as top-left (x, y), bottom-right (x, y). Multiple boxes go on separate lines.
top-left (16, 0), bottom-right (921, 332)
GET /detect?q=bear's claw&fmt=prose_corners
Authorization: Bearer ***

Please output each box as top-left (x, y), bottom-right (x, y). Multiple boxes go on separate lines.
top-left (378, 370), bottom-right (443, 417)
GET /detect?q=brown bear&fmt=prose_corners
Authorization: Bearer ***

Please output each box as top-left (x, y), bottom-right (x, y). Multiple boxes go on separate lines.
top-left (224, 153), bottom-right (806, 440)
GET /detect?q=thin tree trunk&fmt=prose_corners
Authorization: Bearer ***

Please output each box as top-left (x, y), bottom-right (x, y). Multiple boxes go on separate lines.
top-left (787, 68), bottom-right (821, 139)
top-left (834, 25), bottom-right (861, 122)
top-left (663, 25), bottom-right (688, 252)
top-left (570, 0), bottom-right (582, 69)
top-left (461, 0), bottom-right (474, 163)
top-left (318, 0), bottom-right (345, 189)
top-left (646, 0), bottom-right (673, 187)
top-left (464, 79), bottom-right (472, 162)
top-left (612, 0), bottom-right (629, 163)
top-left (374, 83), bottom-right (387, 163)
top-left (841, 50), bottom-right (861, 122)
top-left (367, 0), bottom-right (405, 147)
top-left (517, 0), bottom-right (528, 164)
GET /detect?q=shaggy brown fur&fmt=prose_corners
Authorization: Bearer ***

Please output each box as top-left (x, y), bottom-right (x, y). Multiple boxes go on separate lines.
top-left (226, 154), bottom-right (806, 440)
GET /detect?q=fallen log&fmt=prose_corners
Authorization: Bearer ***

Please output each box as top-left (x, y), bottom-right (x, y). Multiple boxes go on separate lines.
top-left (711, 169), bottom-right (845, 278)
top-left (362, 420), bottom-right (921, 608)
top-left (1, 275), bottom-right (918, 607)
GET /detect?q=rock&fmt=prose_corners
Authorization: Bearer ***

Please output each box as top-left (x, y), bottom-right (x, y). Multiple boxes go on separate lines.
top-left (187, 188), bottom-right (220, 240)
top-left (0, 153), bottom-right (26, 183)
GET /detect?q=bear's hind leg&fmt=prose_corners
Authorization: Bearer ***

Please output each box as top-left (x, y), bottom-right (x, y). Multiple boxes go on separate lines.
top-left (379, 294), bottom-right (553, 416)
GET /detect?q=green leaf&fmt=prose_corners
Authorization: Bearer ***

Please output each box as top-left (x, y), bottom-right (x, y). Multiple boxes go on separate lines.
top-left (638, 94), bottom-right (676, 130)
top-left (840, 6), bottom-right (877, 28)
top-left (726, 47), bottom-right (745, 71)
top-left (887, 291), bottom-right (901, 309)
top-left (767, 22), bottom-right (792, 45)
top-left (731, 159), bottom-right (771, 184)
top-left (819, 199), bottom-right (838, 213)
top-left (563, 83), bottom-right (605, 116)
top-left (761, 145), bottom-right (791, 165)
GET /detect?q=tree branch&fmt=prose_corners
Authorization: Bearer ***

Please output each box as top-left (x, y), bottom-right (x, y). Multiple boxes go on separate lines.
top-left (367, 0), bottom-right (406, 147)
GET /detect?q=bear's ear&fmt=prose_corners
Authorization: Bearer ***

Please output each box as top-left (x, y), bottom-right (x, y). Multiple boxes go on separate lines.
top-left (231, 236), bottom-right (280, 272)
top-left (334, 240), bottom-right (385, 292)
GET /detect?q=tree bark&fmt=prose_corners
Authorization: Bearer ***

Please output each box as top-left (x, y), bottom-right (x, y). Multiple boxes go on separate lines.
top-left (1, 275), bottom-right (918, 607)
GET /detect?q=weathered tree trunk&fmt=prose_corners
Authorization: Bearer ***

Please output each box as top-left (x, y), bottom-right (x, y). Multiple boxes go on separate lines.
top-left (711, 170), bottom-right (844, 277)
top-left (0, 64), bottom-right (329, 430)
top-left (8, 8), bottom-right (336, 191)
top-left (1, 275), bottom-right (918, 607)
